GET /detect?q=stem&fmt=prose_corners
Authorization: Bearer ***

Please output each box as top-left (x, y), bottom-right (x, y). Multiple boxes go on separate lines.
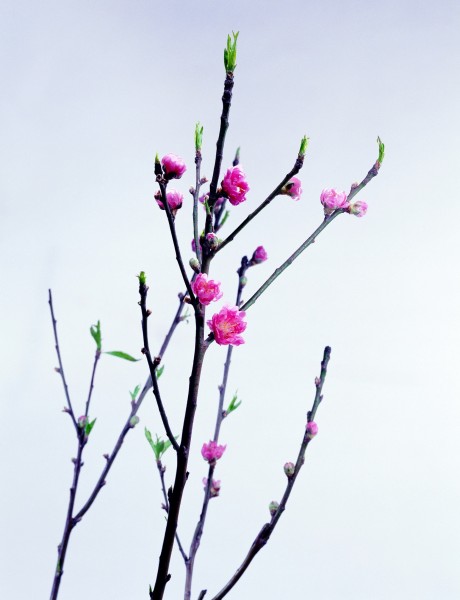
top-left (216, 155), bottom-right (304, 255)
top-left (50, 434), bottom-right (85, 600)
top-left (139, 280), bottom-right (180, 451)
top-left (157, 461), bottom-right (188, 562)
top-left (209, 347), bottom-right (332, 600)
top-left (48, 290), bottom-right (78, 431)
top-left (184, 257), bottom-right (248, 600)
top-left (240, 212), bottom-right (341, 312)
top-left (84, 350), bottom-right (101, 417)
top-left (193, 152), bottom-right (203, 265)
top-left (150, 310), bottom-right (208, 599)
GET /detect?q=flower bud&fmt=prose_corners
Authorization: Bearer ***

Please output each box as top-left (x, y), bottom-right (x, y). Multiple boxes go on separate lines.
top-left (239, 276), bottom-right (247, 288)
top-left (306, 421), bottom-right (318, 439)
top-left (161, 153), bottom-right (187, 180)
top-left (348, 200), bottom-right (368, 218)
top-left (78, 415), bottom-right (88, 428)
top-left (284, 462), bottom-right (295, 477)
top-left (251, 245), bottom-right (268, 264)
top-left (189, 258), bottom-right (200, 273)
top-left (269, 501), bottom-right (279, 516)
top-left (129, 416), bottom-right (140, 428)
top-left (206, 232), bottom-right (220, 250)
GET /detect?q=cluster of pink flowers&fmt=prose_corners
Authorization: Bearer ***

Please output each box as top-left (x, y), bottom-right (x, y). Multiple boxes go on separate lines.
top-left (306, 421), bottom-right (318, 439)
top-left (161, 153), bottom-right (187, 179)
top-left (221, 165), bottom-right (250, 205)
top-left (251, 245), bottom-right (268, 264)
top-left (192, 273), bottom-right (223, 306)
top-left (282, 177), bottom-right (303, 201)
top-left (155, 189), bottom-right (184, 213)
top-left (202, 477), bottom-right (221, 498)
top-left (320, 189), bottom-right (349, 215)
top-left (207, 305), bottom-right (247, 346)
top-left (201, 440), bottom-right (226, 463)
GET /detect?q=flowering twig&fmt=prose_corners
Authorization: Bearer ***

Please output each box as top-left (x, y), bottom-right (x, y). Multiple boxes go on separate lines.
top-left (184, 256), bottom-right (249, 599)
top-left (207, 346), bottom-right (332, 600)
top-left (48, 290), bottom-right (78, 431)
top-left (139, 274), bottom-right (180, 452)
top-left (216, 150), bottom-right (305, 255)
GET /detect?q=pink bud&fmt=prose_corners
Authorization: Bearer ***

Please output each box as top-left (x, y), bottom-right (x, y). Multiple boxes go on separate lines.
top-left (155, 189), bottom-right (184, 213)
top-left (205, 232), bottom-right (219, 250)
top-left (251, 245), bottom-right (268, 264)
top-left (78, 415), bottom-right (88, 428)
top-left (284, 462), bottom-right (295, 477)
top-left (192, 273), bottom-right (223, 306)
top-left (306, 421), bottom-right (319, 439)
top-left (348, 200), bottom-right (368, 218)
top-left (161, 153), bottom-right (187, 179)
top-left (207, 305), bottom-right (247, 346)
top-left (221, 165), bottom-right (250, 206)
top-left (281, 177), bottom-right (302, 201)
top-left (320, 189), bottom-right (349, 215)
top-left (203, 477), bottom-right (221, 498)
top-left (201, 440), bottom-right (226, 463)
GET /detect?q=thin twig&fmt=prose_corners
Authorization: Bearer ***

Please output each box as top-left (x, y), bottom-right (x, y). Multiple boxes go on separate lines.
top-left (193, 152), bottom-right (203, 265)
top-left (84, 349), bottom-right (101, 417)
top-left (209, 347), bottom-right (332, 600)
top-left (157, 461), bottom-right (188, 562)
top-left (48, 290), bottom-right (78, 431)
top-left (216, 154), bottom-right (304, 255)
top-left (139, 279), bottom-right (180, 452)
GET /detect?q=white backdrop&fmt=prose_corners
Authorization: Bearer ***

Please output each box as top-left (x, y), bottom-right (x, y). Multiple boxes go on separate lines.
top-left (1, 1), bottom-right (459, 599)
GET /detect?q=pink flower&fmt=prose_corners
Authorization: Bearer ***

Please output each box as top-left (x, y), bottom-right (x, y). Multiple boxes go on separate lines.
top-left (348, 200), bottom-right (368, 218)
top-left (203, 477), bottom-right (221, 498)
top-left (161, 154), bottom-right (187, 179)
top-left (306, 421), bottom-right (318, 439)
top-left (155, 189), bottom-right (184, 212)
top-left (201, 440), bottom-right (226, 462)
top-left (207, 305), bottom-right (247, 346)
top-left (282, 177), bottom-right (302, 201)
top-left (221, 165), bottom-right (250, 206)
top-left (192, 273), bottom-right (223, 306)
top-left (320, 189), bottom-right (349, 215)
top-left (251, 245), bottom-right (268, 264)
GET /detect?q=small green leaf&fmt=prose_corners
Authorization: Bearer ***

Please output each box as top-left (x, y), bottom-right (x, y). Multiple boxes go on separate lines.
top-left (224, 31), bottom-right (239, 72)
top-left (90, 321), bottom-right (102, 351)
top-left (377, 136), bottom-right (385, 165)
top-left (145, 429), bottom-right (175, 460)
top-left (104, 350), bottom-right (140, 362)
top-left (156, 365), bottom-right (165, 379)
top-left (85, 418), bottom-right (97, 437)
top-left (137, 271), bottom-right (147, 285)
top-left (219, 210), bottom-right (230, 228)
top-left (130, 385), bottom-right (141, 401)
top-left (226, 391), bottom-right (242, 415)
top-left (195, 122), bottom-right (204, 152)
top-left (299, 135), bottom-right (309, 157)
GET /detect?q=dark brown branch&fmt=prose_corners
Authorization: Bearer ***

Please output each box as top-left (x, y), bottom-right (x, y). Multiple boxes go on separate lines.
top-left (209, 347), bottom-right (332, 600)
top-left (157, 460), bottom-right (188, 563)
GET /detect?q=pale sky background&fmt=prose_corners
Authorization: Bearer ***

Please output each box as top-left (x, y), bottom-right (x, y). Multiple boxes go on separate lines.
top-left (1, 1), bottom-right (459, 599)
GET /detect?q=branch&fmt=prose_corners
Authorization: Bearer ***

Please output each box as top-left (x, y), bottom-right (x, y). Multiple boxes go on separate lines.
top-left (84, 349), bottom-right (101, 417)
top-left (157, 460), bottom-right (188, 563)
top-left (48, 290), bottom-right (78, 431)
top-left (139, 278), bottom-right (180, 452)
top-left (216, 154), bottom-right (304, 254)
top-left (209, 347), bottom-right (332, 600)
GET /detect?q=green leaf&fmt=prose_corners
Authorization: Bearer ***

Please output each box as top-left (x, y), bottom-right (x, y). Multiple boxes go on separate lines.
top-left (145, 429), bottom-right (175, 460)
top-left (85, 418), bottom-right (97, 437)
top-left (299, 135), bottom-right (309, 157)
top-left (195, 122), bottom-right (204, 152)
top-left (90, 321), bottom-right (102, 351)
top-left (137, 271), bottom-right (147, 285)
top-left (224, 31), bottom-right (239, 72)
top-left (104, 350), bottom-right (140, 362)
top-left (130, 385), bottom-right (141, 401)
top-left (156, 365), bottom-right (165, 379)
top-left (377, 136), bottom-right (385, 164)
top-left (226, 391), bottom-right (242, 415)
top-left (219, 210), bottom-right (230, 228)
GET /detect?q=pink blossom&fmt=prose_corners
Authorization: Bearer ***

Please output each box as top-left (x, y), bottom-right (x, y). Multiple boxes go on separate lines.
top-left (251, 245), bottom-right (268, 264)
top-left (306, 421), bottom-right (318, 439)
top-left (205, 232), bottom-right (219, 250)
top-left (203, 477), bottom-right (221, 498)
top-left (201, 440), bottom-right (226, 462)
top-left (221, 165), bottom-right (250, 206)
top-left (78, 415), bottom-right (88, 428)
top-left (192, 273), bottom-right (223, 306)
top-left (348, 200), bottom-right (368, 218)
top-left (282, 177), bottom-right (303, 201)
top-left (207, 305), bottom-right (247, 346)
top-left (320, 189), bottom-right (349, 215)
top-left (155, 189), bottom-right (184, 212)
top-left (284, 462), bottom-right (295, 477)
top-left (161, 153), bottom-right (187, 179)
